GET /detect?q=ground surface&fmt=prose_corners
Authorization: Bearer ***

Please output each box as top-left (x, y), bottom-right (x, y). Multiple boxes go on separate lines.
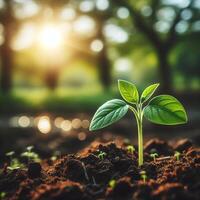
top-left (0, 138), bottom-right (199, 200)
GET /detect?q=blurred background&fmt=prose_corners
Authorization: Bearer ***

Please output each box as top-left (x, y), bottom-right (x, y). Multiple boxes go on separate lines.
top-left (0, 0), bottom-right (199, 160)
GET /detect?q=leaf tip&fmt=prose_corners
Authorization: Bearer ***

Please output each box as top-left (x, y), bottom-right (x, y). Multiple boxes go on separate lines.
top-left (89, 123), bottom-right (94, 131)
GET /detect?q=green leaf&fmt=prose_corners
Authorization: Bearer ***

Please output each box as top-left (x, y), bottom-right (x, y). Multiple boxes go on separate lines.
top-left (141, 83), bottom-right (159, 103)
top-left (89, 99), bottom-right (129, 131)
top-left (144, 95), bottom-right (188, 125)
top-left (118, 80), bottom-right (139, 104)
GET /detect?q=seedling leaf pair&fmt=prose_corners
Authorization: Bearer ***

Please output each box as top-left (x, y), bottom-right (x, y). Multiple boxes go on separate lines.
top-left (89, 80), bottom-right (188, 166)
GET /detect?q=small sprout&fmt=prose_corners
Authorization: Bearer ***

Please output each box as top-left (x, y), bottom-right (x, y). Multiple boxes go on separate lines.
top-left (7, 158), bottom-right (23, 171)
top-left (98, 151), bottom-right (107, 160)
top-left (174, 151), bottom-right (181, 161)
top-left (89, 80), bottom-right (188, 166)
top-left (27, 146), bottom-right (34, 152)
top-left (6, 151), bottom-right (21, 170)
top-left (109, 179), bottom-right (116, 189)
top-left (150, 153), bottom-right (158, 162)
top-left (6, 151), bottom-right (24, 170)
top-left (126, 145), bottom-right (135, 154)
top-left (50, 156), bottom-right (57, 161)
top-left (6, 151), bottom-right (15, 157)
top-left (21, 146), bottom-right (40, 163)
top-left (51, 150), bottom-right (61, 161)
top-left (0, 192), bottom-right (6, 200)
top-left (140, 170), bottom-right (147, 183)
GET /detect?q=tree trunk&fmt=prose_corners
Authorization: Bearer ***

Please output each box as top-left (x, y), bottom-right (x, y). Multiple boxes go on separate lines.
top-left (45, 67), bottom-right (59, 90)
top-left (0, 25), bottom-right (13, 93)
top-left (156, 47), bottom-right (172, 93)
top-left (97, 44), bottom-right (111, 89)
top-left (0, 0), bottom-right (13, 93)
top-left (96, 19), bottom-right (111, 89)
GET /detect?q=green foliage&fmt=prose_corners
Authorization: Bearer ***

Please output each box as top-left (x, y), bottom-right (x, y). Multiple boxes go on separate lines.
top-left (140, 171), bottom-right (147, 183)
top-left (89, 80), bottom-right (188, 166)
top-left (50, 151), bottom-right (61, 161)
top-left (21, 146), bottom-right (40, 163)
top-left (97, 151), bottom-right (107, 160)
top-left (126, 145), bottom-right (135, 154)
top-left (150, 153), bottom-right (158, 162)
top-left (109, 179), bottom-right (116, 189)
top-left (141, 84), bottom-right (159, 103)
top-left (0, 192), bottom-right (6, 200)
top-left (144, 95), bottom-right (188, 125)
top-left (118, 80), bottom-right (139, 104)
top-left (6, 151), bottom-right (15, 157)
top-left (174, 151), bottom-right (181, 161)
top-left (6, 151), bottom-right (24, 171)
top-left (89, 99), bottom-right (129, 131)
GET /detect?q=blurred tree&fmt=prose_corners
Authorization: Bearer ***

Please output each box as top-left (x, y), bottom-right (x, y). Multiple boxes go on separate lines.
top-left (113, 0), bottom-right (200, 92)
top-left (0, 0), bottom-right (15, 93)
top-left (74, 1), bottom-right (112, 89)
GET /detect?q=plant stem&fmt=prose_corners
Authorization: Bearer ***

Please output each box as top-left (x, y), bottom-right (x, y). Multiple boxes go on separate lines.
top-left (130, 104), bottom-right (144, 166)
top-left (137, 117), bottom-right (143, 166)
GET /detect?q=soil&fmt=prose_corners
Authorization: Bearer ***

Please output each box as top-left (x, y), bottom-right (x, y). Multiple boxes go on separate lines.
top-left (0, 138), bottom-right (199, 200)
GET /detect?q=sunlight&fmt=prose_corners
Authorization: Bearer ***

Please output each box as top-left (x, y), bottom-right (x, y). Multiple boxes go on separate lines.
top-left (38, 24), bottom-right (63, 50)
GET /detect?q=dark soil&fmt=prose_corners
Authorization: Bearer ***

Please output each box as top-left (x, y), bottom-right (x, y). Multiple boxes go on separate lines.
top-left (0, 138), bottom-right (199, 200)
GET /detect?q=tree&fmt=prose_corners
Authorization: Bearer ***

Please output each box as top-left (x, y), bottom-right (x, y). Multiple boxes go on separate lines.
top-left (113, 0), bottom-right (200, 92)
top-left (0, 0), bottom-right (15, 93)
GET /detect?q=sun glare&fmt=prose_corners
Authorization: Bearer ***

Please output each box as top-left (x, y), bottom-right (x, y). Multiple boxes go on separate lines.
top-left (38, 24), bottom-right (63, 49)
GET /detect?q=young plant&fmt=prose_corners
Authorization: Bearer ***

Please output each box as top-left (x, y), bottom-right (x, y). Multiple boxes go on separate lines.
top-left (150, 153), bottom-right (158, 162)
top-left (98, 151), bottom-right (107, 160)
top-left (140, 170), bottom-right (147, 183)
top-left (89, 80), bottom-right (187, 166)
top-left (174, 151), bottom-right (181, 161)
top-left (21, 146), bottom-right (40, 163)
top-left (126, 145), bottom-right (135, 154)
top-left (6, 151), bottom-right (23, 170)
top-left (0, 192), bottom-right (6, 200)
top-left (109, 179), bottom-right (116, 189)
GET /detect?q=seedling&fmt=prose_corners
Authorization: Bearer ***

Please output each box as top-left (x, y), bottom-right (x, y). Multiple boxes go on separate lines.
top-left (0, 192), bottom-right (6, 200)
top-left (140, 170), bottom-right (147, 183)
top-left (109, 179), bottom-right (116, 189)
top-left (6, 151), bottom-right (15, 159)
top-left (174, 151), bottom-right (181, 161)
top-left (98, 151), bottom-right (107, 160)
top-left (50, 150), bottom-right (61, 161)
top-left (21, 146), bottom-right (40, 163)
top-left (6, 151), bottom-right (23, 170)
top-left (150, 153), bottom-right (158, 162)
top-left (90, 80), bottom-right (187, 166)
top-left (126, 145), bottom-right (135, 154)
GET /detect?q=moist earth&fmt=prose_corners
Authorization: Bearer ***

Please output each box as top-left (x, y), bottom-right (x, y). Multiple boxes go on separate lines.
top-left (0, 138), bottom-right (199, 200)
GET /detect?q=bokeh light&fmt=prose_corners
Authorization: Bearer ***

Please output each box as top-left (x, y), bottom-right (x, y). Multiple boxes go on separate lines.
top-left (37, 116), bottom-right (51, 134)
top-left (81, 120), bottom-right (90, 129)
top-left (61, 120), bottom-right (72, 131)
top-left (90, 39), bottom-right (104, 52)
top-left (37, 24), bottom-right (63, 50)
top-left (78, 132), bottom-right (87, 141)
top-left (18, 116), bottom-right (30, 128)
top-left (54, 117), bottom-right (64, 128)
